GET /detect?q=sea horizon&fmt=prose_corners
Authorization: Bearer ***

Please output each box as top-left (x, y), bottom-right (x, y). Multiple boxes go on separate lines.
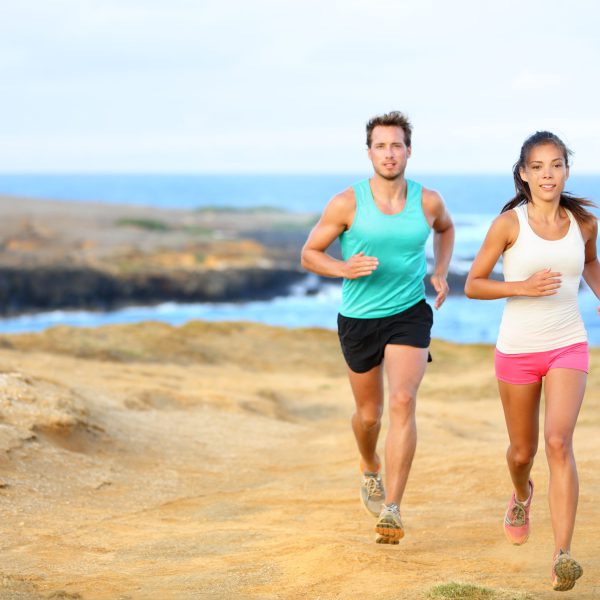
top-left (1, 173), bottom-right (599, 344)
top-left (2, 172), bottom-right (600, 215)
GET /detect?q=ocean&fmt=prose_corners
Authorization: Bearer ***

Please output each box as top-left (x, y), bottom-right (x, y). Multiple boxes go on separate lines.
top-left (1, 173), bottom-right (599, 344)
top-left (2, 172), bottom-right (600, 214)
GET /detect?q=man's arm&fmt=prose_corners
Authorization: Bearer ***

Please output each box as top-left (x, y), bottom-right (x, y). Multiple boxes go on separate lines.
top-left (422, 189), bottom-right (454, 309)
top-left (301, 189), bottom-right (379, 279)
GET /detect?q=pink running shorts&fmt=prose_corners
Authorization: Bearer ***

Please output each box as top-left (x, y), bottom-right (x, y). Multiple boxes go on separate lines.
top-left (495, 342), bottom-right (589, 385)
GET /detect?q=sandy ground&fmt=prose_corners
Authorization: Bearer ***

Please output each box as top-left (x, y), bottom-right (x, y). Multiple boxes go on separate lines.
top-left (0, 322), bottom-right (599, 599)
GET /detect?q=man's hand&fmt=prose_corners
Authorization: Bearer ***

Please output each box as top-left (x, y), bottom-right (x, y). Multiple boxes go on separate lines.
top-left (430, 273), bottom-right (449, 309)
top-left (342, 251), bottom-right (379, 279)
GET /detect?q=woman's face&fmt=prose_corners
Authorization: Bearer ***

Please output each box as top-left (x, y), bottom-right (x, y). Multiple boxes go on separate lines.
top-left (519, 143), bottom-right (569, 202)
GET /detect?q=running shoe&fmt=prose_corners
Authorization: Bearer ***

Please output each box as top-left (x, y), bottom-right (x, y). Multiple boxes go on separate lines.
top-left (360, 471), bottom-right (385, 517)
top-left (552, 550), bottom-right (583, 592)
top-left (504, 480), bottom-right (533, 545)
top-left (375, 502), bottom-right (404, 544)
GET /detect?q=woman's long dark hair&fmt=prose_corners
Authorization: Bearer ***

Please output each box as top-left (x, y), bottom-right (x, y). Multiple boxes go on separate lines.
top-left (501, 131), bottom-right (597, 226)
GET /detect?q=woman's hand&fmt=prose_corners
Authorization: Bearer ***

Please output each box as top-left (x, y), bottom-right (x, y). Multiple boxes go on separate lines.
top-left (519, 268), bottom-right (562, 297)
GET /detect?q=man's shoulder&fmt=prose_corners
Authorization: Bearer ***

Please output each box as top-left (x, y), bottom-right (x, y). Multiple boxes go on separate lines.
top-left (419, 184), bottom-right (443, 204)
top-left (328, 186), bottom-right (357, 211)
top-left (419, 185), bottom-right (445, 216)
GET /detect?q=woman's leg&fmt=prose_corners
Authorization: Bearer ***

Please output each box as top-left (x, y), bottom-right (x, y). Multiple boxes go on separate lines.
top-left (498, 380), bottom-right (542, 500)
top-left (543, 367), bottom-right (586, 554)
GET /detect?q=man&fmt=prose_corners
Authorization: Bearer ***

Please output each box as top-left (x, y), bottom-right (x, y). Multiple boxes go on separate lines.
top-left (301, 111), bottom-right (454, 543)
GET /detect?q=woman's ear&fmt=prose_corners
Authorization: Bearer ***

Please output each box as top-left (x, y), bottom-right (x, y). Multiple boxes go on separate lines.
top-left (519, 167), bottom-right (528, 183)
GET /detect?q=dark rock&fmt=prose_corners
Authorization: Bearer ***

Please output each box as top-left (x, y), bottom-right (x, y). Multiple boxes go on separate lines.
top-left (0, 265), bottom-right (306, 315)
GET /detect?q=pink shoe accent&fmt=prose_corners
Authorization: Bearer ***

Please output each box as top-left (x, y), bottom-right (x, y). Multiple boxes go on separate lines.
top-left (504, 480), bottom-right (533, 545)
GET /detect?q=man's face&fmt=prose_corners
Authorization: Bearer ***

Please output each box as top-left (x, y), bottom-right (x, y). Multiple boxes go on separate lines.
top-left (367, 126), bottom-right (411, 181)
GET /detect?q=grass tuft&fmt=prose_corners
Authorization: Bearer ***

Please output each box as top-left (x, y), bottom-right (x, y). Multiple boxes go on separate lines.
top-left (428, 583), bottom-right (494, 599)
top-left (116, 218), bottom-right (170, 231)
top-left (427, 582), bottom-right (533, 600)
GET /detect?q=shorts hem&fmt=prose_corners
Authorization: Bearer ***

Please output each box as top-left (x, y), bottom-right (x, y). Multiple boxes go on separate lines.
top-left (547, 365), bottom-right (589, 375)
top-left (497, 364), bottom-right (589, 386)
top-left (496, 375), bottom-right (541, 385)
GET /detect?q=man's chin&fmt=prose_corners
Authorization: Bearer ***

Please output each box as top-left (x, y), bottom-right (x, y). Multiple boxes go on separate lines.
top-left (377, 171), bottom-right (403, 181)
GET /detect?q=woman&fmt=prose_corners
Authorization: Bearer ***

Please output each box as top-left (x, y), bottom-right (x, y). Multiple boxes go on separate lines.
top-left (465, 131), bottom-right (600, 592)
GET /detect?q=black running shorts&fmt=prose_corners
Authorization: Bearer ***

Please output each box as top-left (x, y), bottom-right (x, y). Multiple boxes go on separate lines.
top-left (337, 299), bottom-right (433, 373)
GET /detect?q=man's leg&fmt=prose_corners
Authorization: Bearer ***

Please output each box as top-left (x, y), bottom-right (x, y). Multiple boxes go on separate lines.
top-left (347, 364), bottom-right (384, 474)
top-left (382, 344), bottom-right (429, 505)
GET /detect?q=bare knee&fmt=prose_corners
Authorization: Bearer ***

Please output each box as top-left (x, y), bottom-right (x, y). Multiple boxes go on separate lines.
top-left (545, 432), bottom-right (573, 461)
top-left (354, 407), bottom-right (382, 431)
top-left (508, 444), bottom-right (537, 468)
top-left (388, 389), bottom-right (416, 416)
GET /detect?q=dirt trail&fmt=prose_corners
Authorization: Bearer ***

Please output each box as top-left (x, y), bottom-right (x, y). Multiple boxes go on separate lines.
top-left (0, 322), bottom-right (598, 599)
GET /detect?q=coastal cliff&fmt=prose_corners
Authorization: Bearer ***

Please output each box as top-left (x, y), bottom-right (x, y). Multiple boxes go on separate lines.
top-left (0, 195), bottom-right (469, 314)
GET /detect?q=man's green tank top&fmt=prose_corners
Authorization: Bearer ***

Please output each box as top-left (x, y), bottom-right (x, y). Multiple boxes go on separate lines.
top-left (339, 178), bottom-right (431, 318)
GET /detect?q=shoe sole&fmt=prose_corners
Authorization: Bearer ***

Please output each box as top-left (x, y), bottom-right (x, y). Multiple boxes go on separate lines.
top-left (553, 556), bottom-right (583, 591)
top-left (503, 526), bottom-right (529, 545)
top-left (375, 516), bottom-right (404, 544)
top-left (375, 534), bottom-right (399, 545)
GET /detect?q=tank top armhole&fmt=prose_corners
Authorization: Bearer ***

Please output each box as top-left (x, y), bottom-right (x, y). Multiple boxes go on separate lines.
top-left (408, 179), bottom-right (430, 230)
top-left (502, 207), bottom-right (524, 257)
top-left (565, 208), bottom-right (585, 244)
top-left (514, 204), bottom-right (527, 226)
top-left (346, 180), bottom-right (365, 234)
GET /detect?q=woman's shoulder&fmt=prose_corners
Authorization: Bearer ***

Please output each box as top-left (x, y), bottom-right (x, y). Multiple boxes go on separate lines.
top-left (577, 212), bottom-right (598, 243)
top-left (492, 209), bottom-right (519, 231)
top-left (486, 209), bottom-right (520, 248)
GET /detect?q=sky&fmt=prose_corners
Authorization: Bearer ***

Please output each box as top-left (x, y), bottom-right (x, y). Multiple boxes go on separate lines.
top-left (1, 0), bottom-right (600, 174)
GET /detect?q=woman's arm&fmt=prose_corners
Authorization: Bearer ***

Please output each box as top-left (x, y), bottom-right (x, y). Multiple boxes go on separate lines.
top-left (582, 219), bottom-right (600, 308)
top-left (464, 211), bottom-right (562, 300)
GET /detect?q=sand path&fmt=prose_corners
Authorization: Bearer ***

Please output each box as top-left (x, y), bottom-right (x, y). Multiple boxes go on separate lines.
top-left (0, 322), bottom-right (598, 599)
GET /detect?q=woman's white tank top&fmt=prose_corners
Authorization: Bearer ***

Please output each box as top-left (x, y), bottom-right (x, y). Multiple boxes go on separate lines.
top-left (496, 204), bottom-right (587, 354)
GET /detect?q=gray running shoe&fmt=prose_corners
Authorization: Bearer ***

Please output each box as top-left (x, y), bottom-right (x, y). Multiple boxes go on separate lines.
top-left (552, 550), bottom-right (583, 592)
top-left (375, 502), bottom-right (405, 544)
top-left (360, 472), bottom-right (385, 517)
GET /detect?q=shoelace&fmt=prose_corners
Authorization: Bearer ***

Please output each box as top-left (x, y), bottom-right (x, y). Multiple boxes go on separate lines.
top-left (365, 474), bottom-right (384, 499)
top-left (383, 502), bottom-right (400, 515)
top-left (508, 500), bottom-right (526, 526)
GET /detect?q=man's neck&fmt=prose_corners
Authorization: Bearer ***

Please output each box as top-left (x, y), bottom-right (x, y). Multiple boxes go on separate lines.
top-left (370, 173), bottom-right (407, 205)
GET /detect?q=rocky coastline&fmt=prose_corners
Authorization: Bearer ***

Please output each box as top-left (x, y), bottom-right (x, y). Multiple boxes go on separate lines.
top-left (0, 264), bottom-right (306, 315)
top-left (0, 195), bottom-right (470, 316)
